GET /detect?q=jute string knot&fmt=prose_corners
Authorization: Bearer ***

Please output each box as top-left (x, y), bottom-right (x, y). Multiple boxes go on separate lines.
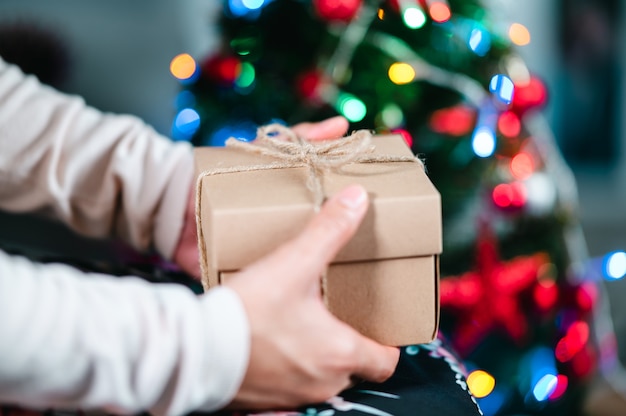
top-left (195, 123), bottom-right (422, 297)
top-left (224, 123), bottom-right (380, 208)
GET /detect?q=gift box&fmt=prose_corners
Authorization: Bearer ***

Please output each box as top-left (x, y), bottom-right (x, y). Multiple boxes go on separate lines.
top-left (194, 129), bottom-right (442, 346)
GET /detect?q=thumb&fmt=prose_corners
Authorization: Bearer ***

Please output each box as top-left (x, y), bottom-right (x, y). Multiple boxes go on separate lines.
top-left (289, 185), bottom-right (368, 277)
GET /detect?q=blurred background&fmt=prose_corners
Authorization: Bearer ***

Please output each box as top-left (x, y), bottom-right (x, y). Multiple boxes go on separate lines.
top-left (0, 0), bottom-right (625, 414)
top-left (1, 0), bottom-right (623, 259)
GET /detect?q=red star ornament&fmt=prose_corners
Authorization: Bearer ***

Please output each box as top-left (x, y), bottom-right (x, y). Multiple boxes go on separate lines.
top-left (440, 225), bottom-right (550, 357)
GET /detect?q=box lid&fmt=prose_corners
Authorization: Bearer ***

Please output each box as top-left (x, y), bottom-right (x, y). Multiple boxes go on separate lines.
top-left (195, 134), bottom-right (442, 273)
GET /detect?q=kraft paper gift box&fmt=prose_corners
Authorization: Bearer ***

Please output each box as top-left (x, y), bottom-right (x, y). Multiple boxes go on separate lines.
top-left (194, 129), bottom-right (442, 346)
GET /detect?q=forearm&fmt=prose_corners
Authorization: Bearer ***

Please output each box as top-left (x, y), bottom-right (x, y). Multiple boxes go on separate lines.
top-left (0, 250), bottom-right (249, 415)
top-left (0, 57), bottom-right (192, 258)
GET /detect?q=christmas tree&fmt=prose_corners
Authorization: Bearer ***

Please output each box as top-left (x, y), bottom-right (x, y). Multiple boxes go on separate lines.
top-left (170, 1), bottom-right (601, 414)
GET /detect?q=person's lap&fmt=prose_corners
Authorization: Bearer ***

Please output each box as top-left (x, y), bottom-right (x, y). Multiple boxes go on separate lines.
top-left (212, 337), bottom-right (482, 416)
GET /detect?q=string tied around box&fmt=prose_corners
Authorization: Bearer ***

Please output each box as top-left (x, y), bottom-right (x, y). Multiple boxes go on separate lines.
top-left (195, 123), bottom-right (423, 303)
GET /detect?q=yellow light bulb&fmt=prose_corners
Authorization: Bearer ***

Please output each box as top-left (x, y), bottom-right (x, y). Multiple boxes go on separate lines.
top-left (388, 62), bottom-right (415, 85)
top-left (467, 370), bottom-right (496, 398)
top-left (170, 53), bottom-right (197, 80)
top-left (509, 23), bottom-right (531, 46)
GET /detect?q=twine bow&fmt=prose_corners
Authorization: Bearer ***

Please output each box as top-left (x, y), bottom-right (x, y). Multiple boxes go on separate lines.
top-left (195, 123), bottom-right (422, 298)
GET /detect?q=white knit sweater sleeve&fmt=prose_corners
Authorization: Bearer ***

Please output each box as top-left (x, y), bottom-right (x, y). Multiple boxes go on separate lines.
top-left (0, 56), bottom-right (188, 259)
top-left (0, 57), bottom-right (251, 413)
top-left (0, 251), bottom-right (250, 415)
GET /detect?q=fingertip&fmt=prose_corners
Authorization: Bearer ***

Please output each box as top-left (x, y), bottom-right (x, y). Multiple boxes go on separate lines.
top-left (353, 340), bottom-right (400, 384)
top-left (328, 115), bottom-right (349, 134)
top-left (289, 116), bottom-right (349, 143)
top-left (335, 184), bottom-right (368, 211)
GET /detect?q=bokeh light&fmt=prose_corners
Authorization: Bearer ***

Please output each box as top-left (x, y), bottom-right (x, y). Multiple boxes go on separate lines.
top-left (519, 347), bottom-right (558, 403)
top-left (209, 121), bottom-right (257, 146)
top-left (489, 74), bottom-right (515, 105)
top-left (532, 374), bottom-right (558, 402)
top-left (524, 173), bottom-right (557, 215)
top-left (429, 106), bottom-right (475, 136)
top-left (228, 0), bottom-right (269, 17)
top-left (402, 7), bottom-right (427, 29)
top-left (336, 93), bottom-right (367, 122)
top-left (512, 76), bottom-right (548, 115)
top-left (468, 26), bottom-right (491, 56)
top-left (172, 108), bottom-right (200, 140)
top-left (242, 0), bottom-right (265, 10)
top-left (215, 57), bottom-right (242, 84)
top-left (533, 279), bottom-right (558, 312)
top-left (549, 375), bottom-right (569, 401)
top-left (429, 2), bottom-right (451, 23)
top-left (472, 126), bottom-right (496, 157)
top-left (467, 370), bottom-right (496, 398)
top-left (510, 152), bottom-right (535, 180)
top-left (571, 345), bottom-right (595, 378)
top-left (603, 251), bottom-right (626, 280)
top-left (170, 53), bottom-right (197, 80)
top-left (576, 282), bottom-right (597, 313)
top-left (509, 23), bottom-right (531, 46)
top-left (388, 62), bottom-right (416, 85)
top-left (235, 62), bottom-right (256, 89)
top-left (381, 103), bottom-right (404, 128)
top-left (555, 321), bottom-right (589, 363)
top-left (492, 182), bottom-right (527, 209)
top-left (498, 111), bottom-right (521, 138)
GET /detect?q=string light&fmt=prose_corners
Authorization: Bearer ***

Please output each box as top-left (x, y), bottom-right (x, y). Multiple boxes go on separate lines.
top-left (604, 251), bottom-right (626, 280)
top-left (509, 23), bottom-right (531, 46)
top-left (489, 74), bottom-right (515, 105)
top-left (336, 92), bottom-right (367, 122)
top-left (555, 321), bottom-right (589, 363)
top-left (549, 375), bottom-right (569, 401)
top-left (532, 374), bottom-right (558, 402)
top-left (388, 62), bottom-right (416, 84)
top-left (571, 346), bottom-right (595, 378)
top-left (242, 0), bottom-right (265, 10)
top-left (380, 103), bottom-right (404, 128)
top-left (467, 370), bottom-right (496, 398)
top-left (492, 182), bottom-right (526, 209)
top-left (498, 111), bottom-right (521, 138)
top-left (524, 173), bottom-right (557, 215)
top-left (172, 108), bottom-right (200, 140)
top-left (228, 0), bottom-right (268, 17)
top-left (209, 122), bottom-right (257, 146)
top-left (510, 152), bottom-right (534, 180)
top-left (235, 62), bottom-right (256, 89)
top-left (428, 2), bottom-right (451, 23)
top-left (170, 53), bottom-right (197, 81)
top-left (533, 279), bottom-right (558, 312)
top-left (402, 6), bottom-right (427, 29)
top-left (468, 25), bottom-right (491, 56)
top-left (472, 126), bottom-right (496, 158)
top-left (521, 347), bottom-right (558, 403)
top-left (429, 106), bottom-right (474, 136)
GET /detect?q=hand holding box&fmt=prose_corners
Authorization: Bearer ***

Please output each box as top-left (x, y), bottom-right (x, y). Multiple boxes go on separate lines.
top-left (194, 125), bottom-right (442, 346)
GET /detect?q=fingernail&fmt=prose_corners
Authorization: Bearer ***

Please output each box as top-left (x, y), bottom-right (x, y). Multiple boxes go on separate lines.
top-left (338, 185), bottom-right (368, 210)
